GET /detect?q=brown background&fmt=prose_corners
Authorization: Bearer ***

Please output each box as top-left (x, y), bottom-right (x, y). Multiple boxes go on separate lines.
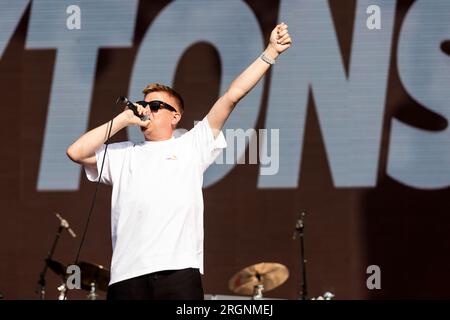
top-left (1, 0), bottom-right (449, 300)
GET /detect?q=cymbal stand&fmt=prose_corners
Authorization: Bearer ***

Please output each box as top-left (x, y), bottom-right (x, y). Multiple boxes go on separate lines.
top-left (293, 212), bottom-right (307, 300)
top-left (36, 222), bottom-right (65, 299)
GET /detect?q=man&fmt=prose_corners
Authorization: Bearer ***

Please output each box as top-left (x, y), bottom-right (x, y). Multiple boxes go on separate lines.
top-left (67, 23), bottom-right (292, 300)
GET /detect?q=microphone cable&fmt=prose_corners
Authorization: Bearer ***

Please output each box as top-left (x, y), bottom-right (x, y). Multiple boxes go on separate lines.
top-left (74, 118), bottom-right (113, 263)
top-left (62, 110), bottom-right (116, 300)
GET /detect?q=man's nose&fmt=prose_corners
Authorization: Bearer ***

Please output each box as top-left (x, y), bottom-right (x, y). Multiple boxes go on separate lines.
top-left (144, 107), bottom-right (152, 116)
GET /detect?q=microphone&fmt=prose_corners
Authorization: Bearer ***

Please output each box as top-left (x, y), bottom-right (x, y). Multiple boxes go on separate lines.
top-left (55, 213), bottom-right (77, 238)
top-left (116, 96), bottom-right (149, 121)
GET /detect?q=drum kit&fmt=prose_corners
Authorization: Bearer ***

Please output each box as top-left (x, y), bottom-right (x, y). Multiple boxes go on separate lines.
top-left (45, 259), bottom-right (333, 300)
top-left (46, 259), bottom-right (110, 300)
top-left (39, 212), bottom-right (334, 300)
top-left (46, 259), bottom-right (290, 300)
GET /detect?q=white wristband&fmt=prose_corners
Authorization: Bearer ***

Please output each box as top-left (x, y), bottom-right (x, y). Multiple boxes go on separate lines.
top-left (260, 52), bottom-right (276, 65)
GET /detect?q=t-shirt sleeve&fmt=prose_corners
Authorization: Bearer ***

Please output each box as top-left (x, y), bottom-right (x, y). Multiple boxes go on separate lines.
top-left (189, 116), bottom-right (227, 172)
top-left (84, 141), bottom-right (133, 185)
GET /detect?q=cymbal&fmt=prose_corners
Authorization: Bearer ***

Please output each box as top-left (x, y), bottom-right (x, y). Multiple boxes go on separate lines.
top-left (228, 262), bottom-right (289, 295)
top-left (46, 259), bottom-right (67, 279)
top-left (78, 261), bottom-right (110, 292)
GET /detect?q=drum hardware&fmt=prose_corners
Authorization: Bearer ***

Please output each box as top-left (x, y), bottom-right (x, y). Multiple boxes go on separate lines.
top-left (87, 282), bottom-right (98, 300)
top-left (57, 283), bottom-right (68, 300)
top-left (311, 291), bottom-right (335, 300)
top-left (36, 213), bottom-right (76, 300)
top-left (292, 211), bottom-right (307, 300)
top-left (323, 291), bottom-right (335, 299)
top-left (228, 262), bottom-right (289, 299)
top-left (46, 259), bottom-right (69, 300)
top-left (252, 284), bottom-right (264, 300)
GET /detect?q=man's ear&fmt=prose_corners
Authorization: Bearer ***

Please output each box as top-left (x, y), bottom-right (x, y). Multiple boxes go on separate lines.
top-left (171, 112), bottom-right (181, 128)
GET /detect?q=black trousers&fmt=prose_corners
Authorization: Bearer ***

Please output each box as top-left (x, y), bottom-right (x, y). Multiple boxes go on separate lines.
top-left (106, 268), bottom-right (204, 300)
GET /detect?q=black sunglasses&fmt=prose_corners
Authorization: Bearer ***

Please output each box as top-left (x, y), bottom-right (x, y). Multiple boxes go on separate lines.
top-left (136, 100), bottom-right (178, 113)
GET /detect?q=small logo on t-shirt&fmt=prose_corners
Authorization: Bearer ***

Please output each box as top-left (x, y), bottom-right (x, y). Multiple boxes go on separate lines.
top-left (165, 154), bottom-right (178, 160)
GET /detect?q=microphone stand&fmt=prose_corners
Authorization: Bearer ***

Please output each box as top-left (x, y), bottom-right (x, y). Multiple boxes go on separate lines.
top-left (36, 222), bottom-right (65, 300)
top-left (293, 212), bottom-right (307, 300)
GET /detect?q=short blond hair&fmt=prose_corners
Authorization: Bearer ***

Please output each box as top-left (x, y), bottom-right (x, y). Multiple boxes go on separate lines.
top-left (142, 83), bottom-right (184, 113)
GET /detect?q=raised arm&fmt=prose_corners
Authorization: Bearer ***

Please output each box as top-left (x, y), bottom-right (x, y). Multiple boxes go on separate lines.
top-left (207, 23), bottom-right (292, 137)
top-left (66, 106), bottom-right (149, 169)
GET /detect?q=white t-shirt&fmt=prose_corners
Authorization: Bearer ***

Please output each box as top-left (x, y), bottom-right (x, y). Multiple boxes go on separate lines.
top-left (84, 116), bottom-right (226, 285)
